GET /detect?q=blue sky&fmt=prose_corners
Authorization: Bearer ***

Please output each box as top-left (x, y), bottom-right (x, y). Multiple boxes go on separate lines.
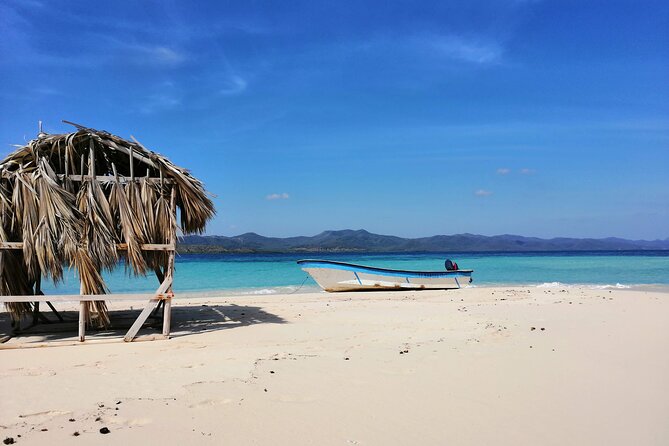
top-left (1, 0), bottom-right (667, 239)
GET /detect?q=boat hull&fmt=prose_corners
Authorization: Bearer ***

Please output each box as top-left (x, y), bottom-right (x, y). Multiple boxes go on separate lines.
top-left (297, 260), bottom-right (473, 292)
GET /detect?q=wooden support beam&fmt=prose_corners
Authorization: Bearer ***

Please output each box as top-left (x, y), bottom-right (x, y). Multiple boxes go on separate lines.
top-left (0, 242), bottom-right (174, 251)
top-left (1, 173), bottom-right (174, 184)
top-left (0, 242), bottom-right (23, 249)
top-left (124, 276), bottom-right (173, 342)
top-left (162, 298), bottom-right (172, 337)
top-left (57, 175), bottom-right (173, 184)
top-left (163, 184), bottom-right (177, 338)
top-left (46, 301), bottom-right (64, 322)
top-left (0, 293), bottom-right (166, 303)
top-left (78, 301), bottom-right (86, 342)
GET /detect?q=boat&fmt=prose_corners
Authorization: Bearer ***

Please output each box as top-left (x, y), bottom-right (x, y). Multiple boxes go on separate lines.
top-left (297, 259), bottom-right (473, 292)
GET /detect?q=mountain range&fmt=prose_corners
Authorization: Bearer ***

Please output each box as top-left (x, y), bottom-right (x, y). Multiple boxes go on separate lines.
top-left (179, 230), bottom-right (669, 253)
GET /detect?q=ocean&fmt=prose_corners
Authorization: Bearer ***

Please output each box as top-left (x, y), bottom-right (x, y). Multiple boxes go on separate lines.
top-left (40, 251), bottom-right (669, 296)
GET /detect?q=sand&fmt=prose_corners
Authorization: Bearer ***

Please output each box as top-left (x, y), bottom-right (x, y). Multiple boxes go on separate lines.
top-left (1, 286), bottom-right (668, 445)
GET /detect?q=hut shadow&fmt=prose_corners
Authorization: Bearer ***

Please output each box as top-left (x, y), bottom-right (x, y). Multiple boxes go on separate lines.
top-left (0, 303), bottom-right (285, 344)
top-left (168, 303), bottom-right (286, 338)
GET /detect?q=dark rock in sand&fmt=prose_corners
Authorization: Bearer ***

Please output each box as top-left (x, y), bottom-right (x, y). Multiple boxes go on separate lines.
top-left (99, 427), bottom-right (110, 434)
top-left (73, 432), bottom-right (80, 437)
top-left (3, 438), bottom-right (15, 445)
top-left (530, 327), bottom-right (536, 331)
top-left (69, 418), bottom-right (75, 422)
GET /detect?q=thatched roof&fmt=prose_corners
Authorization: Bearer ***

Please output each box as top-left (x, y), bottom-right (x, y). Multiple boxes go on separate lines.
top-left (0, 121), bottom-right (215, 325)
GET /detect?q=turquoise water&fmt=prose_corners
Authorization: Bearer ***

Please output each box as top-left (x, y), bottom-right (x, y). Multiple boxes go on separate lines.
top-left (40, 251), bottom-right (669, 295)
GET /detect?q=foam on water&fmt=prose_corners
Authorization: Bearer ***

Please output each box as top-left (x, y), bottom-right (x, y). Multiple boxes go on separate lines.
top-left (591, 283), bottom-right (632, 289)
top-left (537, 282), bottom-right (566, 288)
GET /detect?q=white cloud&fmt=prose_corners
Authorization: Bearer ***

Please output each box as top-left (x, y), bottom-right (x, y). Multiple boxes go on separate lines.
top-left (220, 75), bottom-right (248, 95)
top-left (475, 189), bottom-right (493, 197)
top-left (497, 167), bottom-right (511, 175)
top-left (266, 192), bottom-right (290, 200)
top-left (146, 46), bottom-right (185, 65)
top-left (428, 34), bottom-right (503, 64)
top-left (520, 168), bottom-right (536, 175)
top-left (138, 93), bottom-right (181, 114)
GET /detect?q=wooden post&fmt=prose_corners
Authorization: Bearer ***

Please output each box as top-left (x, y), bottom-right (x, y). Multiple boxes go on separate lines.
top-left (162, 184), bottom-right (176, 337)
top-left (89, 138), bottom-right (96, 179)
top-left (32, 275), bottom-right (41, 325)
top-left (78, 302), bottom-right (86, 342)
top-left (129, 147), bottom-right (134, 181)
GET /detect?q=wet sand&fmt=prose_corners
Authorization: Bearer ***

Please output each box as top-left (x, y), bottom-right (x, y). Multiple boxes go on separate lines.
top-left (1, 286), bottom-right (668, 445)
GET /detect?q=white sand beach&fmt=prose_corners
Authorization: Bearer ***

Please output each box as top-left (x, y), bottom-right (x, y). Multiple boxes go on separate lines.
top-left (1, 286), bottom-right (668, 445)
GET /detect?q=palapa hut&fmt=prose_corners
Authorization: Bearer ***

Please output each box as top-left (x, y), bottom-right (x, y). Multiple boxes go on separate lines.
top-left (0, 121), bottom-right (214, 342)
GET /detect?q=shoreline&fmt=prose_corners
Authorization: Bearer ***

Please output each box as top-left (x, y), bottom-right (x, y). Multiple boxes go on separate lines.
top-left (168, 282), bottom-right (669, 298)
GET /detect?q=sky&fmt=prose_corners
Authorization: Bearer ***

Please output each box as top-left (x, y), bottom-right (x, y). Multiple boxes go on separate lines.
top-left (1, 0), bottom-right (668, 240)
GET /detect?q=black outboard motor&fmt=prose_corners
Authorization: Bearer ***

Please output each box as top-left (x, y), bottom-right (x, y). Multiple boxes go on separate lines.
top-left (445, 259), bottom-right (457, 271)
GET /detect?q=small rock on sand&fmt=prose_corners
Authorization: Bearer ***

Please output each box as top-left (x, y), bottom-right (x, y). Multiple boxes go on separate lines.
top-left (99, 427), bottom-right (110, 434)
top-left (3, 438), bottom-right (15, 445)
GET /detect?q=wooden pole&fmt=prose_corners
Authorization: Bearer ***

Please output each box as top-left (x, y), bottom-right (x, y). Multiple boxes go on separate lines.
top-left (89, 138), bottom-right (96, 179)
top-left (78, 302), bottom-right (86, 342)
top-left (79, 140), bottom-right (95, 342)
top-left (32, 275), bottom-right (41, 325)
top-left (162, 184), bottom-right (176, 337)
top-left (79, 269), bottom-right (87, 342)
top-left (129, 147), bottom-right (135, 181)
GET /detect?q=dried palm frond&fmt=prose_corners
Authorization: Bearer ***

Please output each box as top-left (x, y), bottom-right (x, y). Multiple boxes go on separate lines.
top-left (77, 179), bottom-right (118, 271)
top-left (0, 182), bottom-right (33, 321)
top-left (0, 252), bottom-right (34, 322)
top-left (33, 158), bottom-right (82, 281)
top-left (12, 172), bottom-right (40, 282)
top-left (109, 175), bottom-right (147, 275)
top-left (72, 247), bottom-right (110, 327)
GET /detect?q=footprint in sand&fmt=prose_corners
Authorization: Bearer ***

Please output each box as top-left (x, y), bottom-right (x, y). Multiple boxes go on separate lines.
top-left (188, 398), bottom-right (236, 408)
top-left (18, 410), bottom-right (71, 421)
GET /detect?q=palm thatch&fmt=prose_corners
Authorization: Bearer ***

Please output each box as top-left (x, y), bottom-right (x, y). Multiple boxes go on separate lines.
top-left (0, 122), bottom-right (215, 326)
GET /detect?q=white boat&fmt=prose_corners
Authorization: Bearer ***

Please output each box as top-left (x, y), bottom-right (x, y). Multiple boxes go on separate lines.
top-left (297, 259), bottom-right (473, 292)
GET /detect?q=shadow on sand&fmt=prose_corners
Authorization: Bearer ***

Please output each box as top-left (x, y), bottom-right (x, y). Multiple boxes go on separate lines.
top-left (0, 303), bottom-right (286, 344)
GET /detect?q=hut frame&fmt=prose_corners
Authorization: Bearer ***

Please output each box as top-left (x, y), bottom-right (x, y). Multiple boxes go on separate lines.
top-left (0, 122), bottom-right (214, 346)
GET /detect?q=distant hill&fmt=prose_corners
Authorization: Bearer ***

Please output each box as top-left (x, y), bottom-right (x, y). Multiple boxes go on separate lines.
top-left (178, 229), bottom-right (669, 253)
